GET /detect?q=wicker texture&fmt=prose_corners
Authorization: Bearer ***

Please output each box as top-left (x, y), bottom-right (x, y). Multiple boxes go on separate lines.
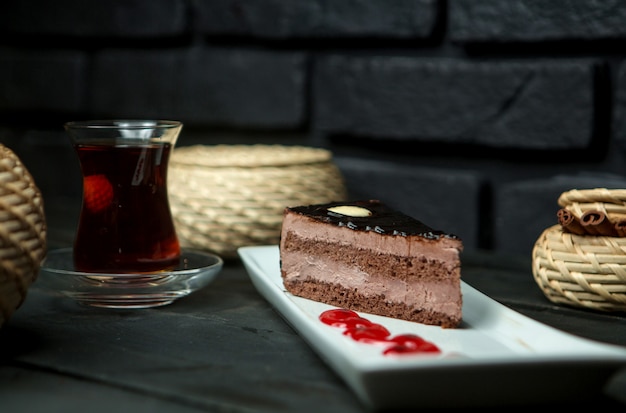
top-left (558, 187), bottom-right (626, 216)
top-left (532, 188), bottom-right (626, 312)
top-left (168, 145), bottom-right (347, 259)
top-left (0, 144), bottom-right (47, 327)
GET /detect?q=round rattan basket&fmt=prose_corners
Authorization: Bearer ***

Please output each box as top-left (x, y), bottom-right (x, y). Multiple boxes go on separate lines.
top-left (168, 144), bottom-right (347, 259)
top-left (0, 144), bottom-right (47, 327)
top-left (532, 188), bottom-right (626, 312)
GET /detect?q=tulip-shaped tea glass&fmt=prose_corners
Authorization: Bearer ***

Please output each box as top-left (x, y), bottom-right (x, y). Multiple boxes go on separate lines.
top-left (40, 120), bottom-right (223, 309)
top-left (66, 120), bottom-right (182, 273)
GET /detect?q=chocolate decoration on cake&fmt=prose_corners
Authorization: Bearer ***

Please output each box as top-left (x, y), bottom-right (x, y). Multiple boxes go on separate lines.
top-left (288, 199), bottom-right (459, 240)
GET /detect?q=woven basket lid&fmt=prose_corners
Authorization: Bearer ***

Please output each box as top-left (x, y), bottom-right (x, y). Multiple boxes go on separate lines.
top-left (0, 144), bottom-right (47, 327)
top-left (170, 144), bottom-right (334, 168)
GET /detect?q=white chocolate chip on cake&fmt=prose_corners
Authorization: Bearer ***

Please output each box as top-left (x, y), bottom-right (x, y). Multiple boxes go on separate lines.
top-left (328, 205), bottom-right (372, 217)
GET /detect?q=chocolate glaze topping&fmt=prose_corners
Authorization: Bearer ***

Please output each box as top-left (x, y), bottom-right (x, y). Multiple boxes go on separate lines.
top-left (287, 199), bottom-right (459, 240)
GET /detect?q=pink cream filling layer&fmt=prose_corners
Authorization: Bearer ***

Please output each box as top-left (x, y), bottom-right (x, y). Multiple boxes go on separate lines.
top-left (282, 251), bottom-right (461, 314)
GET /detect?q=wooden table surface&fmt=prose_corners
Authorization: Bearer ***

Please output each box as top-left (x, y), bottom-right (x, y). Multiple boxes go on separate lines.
top-left (1, 202), bottom-right (625, 412)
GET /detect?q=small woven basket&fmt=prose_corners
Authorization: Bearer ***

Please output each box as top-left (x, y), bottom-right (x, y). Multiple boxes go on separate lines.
top-left (0, 144), bottom-right (47, 327)
top-left (168, 144), bottom-right (347, 259)
top-left (532, 188), bottom-right (626, 312)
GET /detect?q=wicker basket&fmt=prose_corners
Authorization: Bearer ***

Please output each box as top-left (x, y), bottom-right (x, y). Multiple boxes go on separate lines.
top-left (0, 144), bottom-right (47, 327)
top-left (168, 144), bottom-right (347, 259)
top-left (532, 188), bottom-right (626, 312)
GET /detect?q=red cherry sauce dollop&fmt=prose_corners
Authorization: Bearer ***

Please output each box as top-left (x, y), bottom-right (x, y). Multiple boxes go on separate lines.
top-left (319, 309), bottom-right (441, 356)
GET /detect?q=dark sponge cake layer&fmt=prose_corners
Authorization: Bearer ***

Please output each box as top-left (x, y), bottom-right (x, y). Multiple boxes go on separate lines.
top-left (283, 279), bottom-right (461, 329)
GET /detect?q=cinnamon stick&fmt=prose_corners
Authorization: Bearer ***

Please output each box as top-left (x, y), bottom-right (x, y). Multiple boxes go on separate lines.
top-left (557, 208), bottom-right (586, 235)
top-left (581, 210), bottom-right (618, 236)
top-left (614, 219), bottom-right (626, 237)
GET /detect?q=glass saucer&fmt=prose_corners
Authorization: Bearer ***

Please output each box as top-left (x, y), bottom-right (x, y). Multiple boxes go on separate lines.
top-left (39, 248), bottom-right (223, 309)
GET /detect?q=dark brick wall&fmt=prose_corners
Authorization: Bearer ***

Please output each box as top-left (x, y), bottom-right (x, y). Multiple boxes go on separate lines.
top-left (2, 0), bottom-right (626, 260)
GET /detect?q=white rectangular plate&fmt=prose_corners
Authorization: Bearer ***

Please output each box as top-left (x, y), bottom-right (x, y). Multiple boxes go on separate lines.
top-left (238, 245), bottom-right (626, 409)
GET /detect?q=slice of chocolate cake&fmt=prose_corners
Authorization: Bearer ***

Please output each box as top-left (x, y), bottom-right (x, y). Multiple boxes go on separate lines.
top-left (279, 199), bottom-right (463, 328)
